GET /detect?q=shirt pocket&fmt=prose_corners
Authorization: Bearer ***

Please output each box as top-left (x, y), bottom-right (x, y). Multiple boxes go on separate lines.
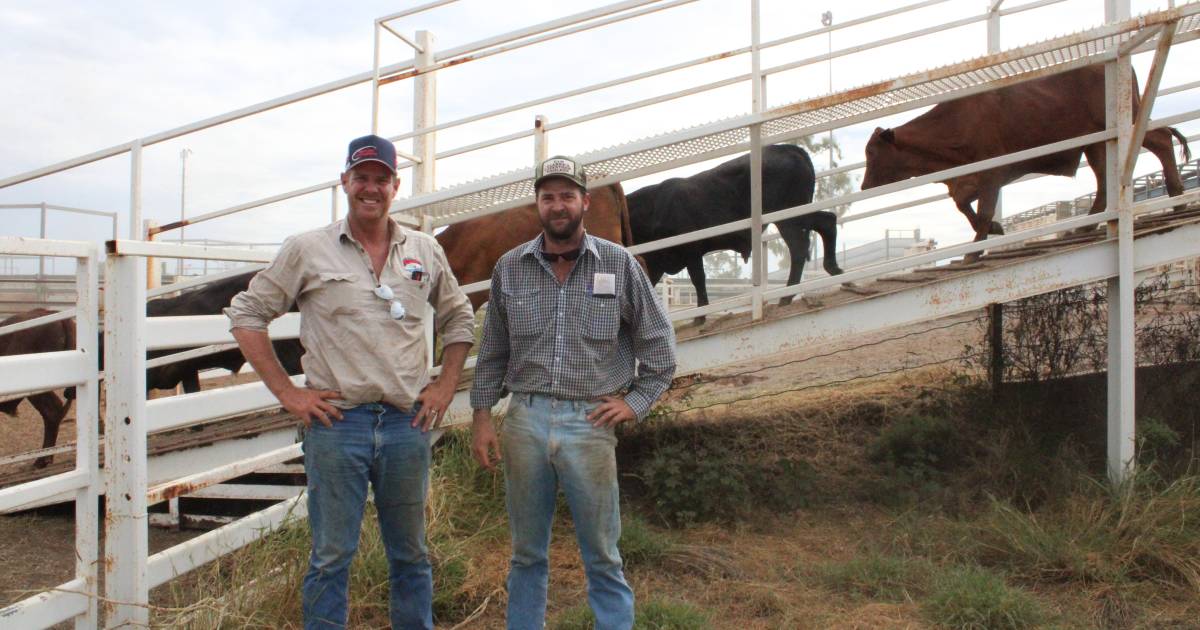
top-left (317, 272), bottom-right (364, 315)
top-left (391, 279), bottom-right (429, 325)
top-left (502, 289), bottom-right (544, 338)
top-left (582, 296), bottom-right (620, 342)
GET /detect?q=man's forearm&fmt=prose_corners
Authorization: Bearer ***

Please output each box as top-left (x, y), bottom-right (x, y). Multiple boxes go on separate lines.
top-left (437, 341), bottom-right (471, 386)
top-left (231, 327), bottom-right (296, 398)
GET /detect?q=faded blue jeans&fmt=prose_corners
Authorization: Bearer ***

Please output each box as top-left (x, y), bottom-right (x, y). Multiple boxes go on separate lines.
top-left (301, 402), bottom-right (432, 630)
top-left (501, 393), bottom-right (634, 630)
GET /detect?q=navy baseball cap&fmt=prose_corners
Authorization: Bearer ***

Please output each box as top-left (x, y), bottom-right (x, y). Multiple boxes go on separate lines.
top-left (345, 134), bottom-right (397, 173)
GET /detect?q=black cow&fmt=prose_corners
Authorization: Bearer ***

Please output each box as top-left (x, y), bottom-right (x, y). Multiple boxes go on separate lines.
top-left (107, 271), bottom-right (302, 393)
top-left (141, 271), bottom-right (304, 392)
top-left (0, 308), bottom-right (76, 468)
top-left (628, 144), bottom-right (843, 317)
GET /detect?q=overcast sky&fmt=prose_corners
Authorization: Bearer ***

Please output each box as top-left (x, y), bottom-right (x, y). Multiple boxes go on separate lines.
top-left (1, 0), bottom-right (1196, 275)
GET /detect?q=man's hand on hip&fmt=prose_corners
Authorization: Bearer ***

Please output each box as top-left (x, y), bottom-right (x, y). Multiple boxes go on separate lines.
top-left (279, 386), bottom-right (343, 429)
top-left (414, 378), bottom-right (455, 432)
top-left (471, 409), bottom-right (502, 471)
top-left (587, 395), bottom-right (637, 428)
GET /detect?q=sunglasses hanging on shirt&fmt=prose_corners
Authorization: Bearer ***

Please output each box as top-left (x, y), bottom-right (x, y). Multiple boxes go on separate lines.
top-left (373, 284), bottom-right (407, 320)
top-left (539, 248), bottom-right (582, 263)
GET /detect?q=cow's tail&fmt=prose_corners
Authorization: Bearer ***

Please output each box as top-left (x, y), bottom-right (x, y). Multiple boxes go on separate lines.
top-left (612, 182), bottom-right (635, 248)
top-left (1170, 127), bottom-right (1192, 163)
top-left (611, 182), bottom-right (649, 275)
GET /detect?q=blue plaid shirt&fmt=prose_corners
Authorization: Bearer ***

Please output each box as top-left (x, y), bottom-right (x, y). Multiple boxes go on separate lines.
top-left (470, 233), bottom-right (676, 419)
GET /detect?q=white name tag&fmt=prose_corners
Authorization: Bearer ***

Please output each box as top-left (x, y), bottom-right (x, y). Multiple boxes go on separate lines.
top-left (593, 272), bottom-right (616, 296)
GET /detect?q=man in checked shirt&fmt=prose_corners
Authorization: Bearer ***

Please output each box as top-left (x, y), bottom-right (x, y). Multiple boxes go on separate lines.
top-left (470, 155), bottom-right (676, 630)
top-left (226, 134), bottom-right (474, 629)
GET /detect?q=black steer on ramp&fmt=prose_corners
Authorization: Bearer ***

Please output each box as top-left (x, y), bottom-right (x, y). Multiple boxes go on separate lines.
top-left (627, 143), bottom-right (844, 318)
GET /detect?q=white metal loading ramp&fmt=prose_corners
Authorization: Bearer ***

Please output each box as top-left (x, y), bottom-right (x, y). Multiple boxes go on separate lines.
top-left (424, 3), bottom-right (1200, 393)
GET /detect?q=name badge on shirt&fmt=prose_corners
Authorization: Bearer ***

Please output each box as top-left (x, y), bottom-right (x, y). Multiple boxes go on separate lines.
top-left (592, 272), bottom-right (616, 297)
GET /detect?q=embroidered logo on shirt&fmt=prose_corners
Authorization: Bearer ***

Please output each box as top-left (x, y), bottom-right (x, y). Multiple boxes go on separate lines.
top-left (402, 257), bottom-right (425, 281)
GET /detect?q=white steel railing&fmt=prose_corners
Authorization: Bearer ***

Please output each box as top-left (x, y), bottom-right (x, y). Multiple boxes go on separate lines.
top-left (101, 241), bottom-right (305, 628)
top-left (0, 0), bottom-right (1075, 244)
top-left (0, 237), bottom-right (100, 630)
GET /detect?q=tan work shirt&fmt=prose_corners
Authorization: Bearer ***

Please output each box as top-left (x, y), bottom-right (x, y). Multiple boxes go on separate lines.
top-left (225, 218), bottom-right (475, 410)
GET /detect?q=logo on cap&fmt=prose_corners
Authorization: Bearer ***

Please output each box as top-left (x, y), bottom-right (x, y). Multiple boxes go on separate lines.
top-left (541, 158), bottom-right (575, 177)
top-left (351, 146), bottom-right (379, 161)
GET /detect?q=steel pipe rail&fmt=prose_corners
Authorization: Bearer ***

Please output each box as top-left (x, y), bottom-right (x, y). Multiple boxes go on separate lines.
top-left (145, 312), bottom-right (300, 351)
top-left (0, 578), bottom-right (89, 629)
top-left (0, 470), bottom-right (90, 513)
top-left (0, 350), bottom-right (91, 397)
top-left (0, 308), bottom-right (76, 339)
top-left (147, 443), bottom-right (302, 504)
top-left (146, 376), bottom-right (303, 434)
top-left (147, 493), bottom-right (307, 589)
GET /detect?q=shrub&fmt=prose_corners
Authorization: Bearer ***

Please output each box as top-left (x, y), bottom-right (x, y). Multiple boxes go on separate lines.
top-left (922, 565), bottom-right (1045, 630)
top-left (866, 414), bottom-right (968, 504)
top-left (636, 441), bottom-right (815, 526)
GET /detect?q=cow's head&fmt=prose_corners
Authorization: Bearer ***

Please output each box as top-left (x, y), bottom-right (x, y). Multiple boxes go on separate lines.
top-left (862, 127), bottom-right (905, 190)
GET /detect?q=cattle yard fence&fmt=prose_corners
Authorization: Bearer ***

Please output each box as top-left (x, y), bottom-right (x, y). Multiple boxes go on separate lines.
top-left (3, 1), bottom-right (1200, 627)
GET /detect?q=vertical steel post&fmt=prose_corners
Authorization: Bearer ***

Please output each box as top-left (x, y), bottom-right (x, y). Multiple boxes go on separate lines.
top-left (413, 30), bottom-right (437, 196)
top-left (103, 253), bottom-right (149, 628)
top-left (1106, 0), bottom-right (1135, 484)
top-left (331, 184), bottom-right (340, 222)
top-left (38, 203), bottom-right (47, 297)
top-left (534, 115), bottom-right (550, 164)
top-left (145, 220), bottom-right (161, 289)
top-left (371, 21), bottom-right (383, 134)
top-left (749, 0), bottom-right (764, 320)
top-left (989, 303), bottom-right (1004, 395)
top-left (988, 1), bottom-right (1004, 218)
top-left (73, 245), bottom-right (100, 630)
top-left (130, 139), bottom-right (143, 240)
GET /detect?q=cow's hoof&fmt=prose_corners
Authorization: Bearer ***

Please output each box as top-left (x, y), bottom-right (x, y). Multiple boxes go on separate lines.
top-left (989, 221), bottom-right (1005, 236)
top-left (33, 457), bottom-right (51, 469)
top-left (825, 266), bottom-right (845, 276)
top-left (801, 296), bottom-right (825, 308)
top-left (963, 252), bottom-right (982, 264)
top-left (692, 316), bottom-right (707, 326)
top-left (778, 295), bottom-right (794, 307)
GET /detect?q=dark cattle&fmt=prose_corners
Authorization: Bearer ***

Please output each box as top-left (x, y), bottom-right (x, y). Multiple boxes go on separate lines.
top-left (0, 309), bottom-right (76, 468)
top-left (144, 271), bottom-right (305, 392)
top-left (862, 65), bottom-right (1191, 250)
top-left (436, 183), bottom-right (635, 310)
top-left (627, 144), bottom-right (843, 314)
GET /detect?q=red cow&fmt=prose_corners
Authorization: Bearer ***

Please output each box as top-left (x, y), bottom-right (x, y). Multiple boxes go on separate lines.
top-left (435, 183), bottom-right (636, 310)
top-left (862, 65), bottom-right (1191, 249)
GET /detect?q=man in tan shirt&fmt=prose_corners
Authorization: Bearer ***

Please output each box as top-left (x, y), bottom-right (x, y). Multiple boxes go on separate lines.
top-left (225, 134), bottom-right (474, 629)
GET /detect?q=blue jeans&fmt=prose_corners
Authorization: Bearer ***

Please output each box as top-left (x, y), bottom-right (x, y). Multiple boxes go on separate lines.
top-left (301, 402), bottom-right (432, 630)
top-left (501, 393), bottom-right (634, 630)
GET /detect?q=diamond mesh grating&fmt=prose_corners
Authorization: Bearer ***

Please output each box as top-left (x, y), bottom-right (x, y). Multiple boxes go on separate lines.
top-left (399, 9), bottom-right (1200, 224)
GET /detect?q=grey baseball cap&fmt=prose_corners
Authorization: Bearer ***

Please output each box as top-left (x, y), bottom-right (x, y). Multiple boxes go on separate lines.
top-left (534, 155), bottom-right (587, 190)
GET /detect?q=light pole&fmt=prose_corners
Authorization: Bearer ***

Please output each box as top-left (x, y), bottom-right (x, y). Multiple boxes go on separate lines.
top-left (179, 148), bottom-right (192, 279)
